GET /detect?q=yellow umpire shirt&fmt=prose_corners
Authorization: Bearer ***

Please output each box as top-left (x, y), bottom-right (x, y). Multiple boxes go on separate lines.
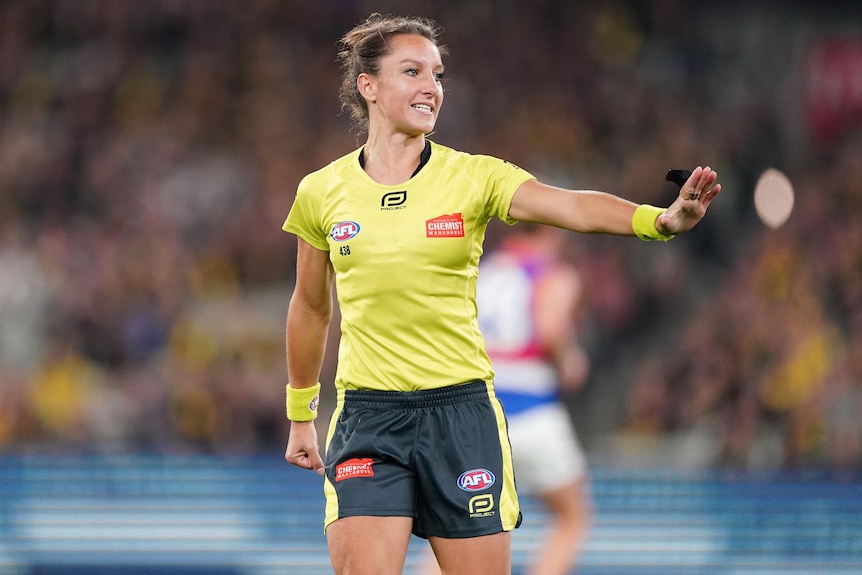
top-left (283, 140), bottom-right (535, 392)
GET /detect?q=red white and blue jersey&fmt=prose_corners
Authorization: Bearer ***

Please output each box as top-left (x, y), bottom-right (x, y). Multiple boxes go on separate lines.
top-left (477, 245), bottom-right (559, 416)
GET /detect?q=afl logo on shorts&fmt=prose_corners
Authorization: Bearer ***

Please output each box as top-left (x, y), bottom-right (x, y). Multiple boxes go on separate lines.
top-left (330, 221), bottom-right (360, 242)
top-left (457, 468), bottom-right (495, 491)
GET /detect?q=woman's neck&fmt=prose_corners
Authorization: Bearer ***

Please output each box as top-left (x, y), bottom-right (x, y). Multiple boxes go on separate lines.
top-left (361, 134), bottom-right (427, 185)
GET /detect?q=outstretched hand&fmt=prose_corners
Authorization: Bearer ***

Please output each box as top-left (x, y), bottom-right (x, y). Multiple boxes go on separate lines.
top-left (285, 420), bottom-right (325, 475)
top-left (657, 166), bottom-right (721, 235)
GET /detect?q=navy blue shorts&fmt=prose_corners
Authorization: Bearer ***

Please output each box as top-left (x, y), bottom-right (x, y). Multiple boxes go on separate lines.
top-left (322, 380), bottom-right (521, 538)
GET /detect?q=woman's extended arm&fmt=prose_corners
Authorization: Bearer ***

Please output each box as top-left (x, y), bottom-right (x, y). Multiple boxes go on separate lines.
top-left (508, 166), bottom-right (721, 236)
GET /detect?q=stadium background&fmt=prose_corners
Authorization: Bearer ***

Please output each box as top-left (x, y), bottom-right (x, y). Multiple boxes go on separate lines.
top-left (1, 0), bottom-right (861, 573)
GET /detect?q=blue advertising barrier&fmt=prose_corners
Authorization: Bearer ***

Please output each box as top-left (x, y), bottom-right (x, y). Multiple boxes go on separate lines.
top-left (0, 456), bottom-right (860, 574)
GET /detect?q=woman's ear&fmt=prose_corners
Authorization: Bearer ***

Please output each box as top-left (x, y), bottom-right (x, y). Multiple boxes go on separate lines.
top-left (357, 73), bottom-right (375, 102)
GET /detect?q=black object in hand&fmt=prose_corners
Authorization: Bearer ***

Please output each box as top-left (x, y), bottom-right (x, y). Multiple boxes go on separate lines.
top-left (666, 169), bottom-right (692, 189)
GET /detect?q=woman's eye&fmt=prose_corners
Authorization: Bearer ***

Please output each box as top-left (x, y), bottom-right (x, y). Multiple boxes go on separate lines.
top-left (434, 72), bottom-right (445, 82)
top-left (405, 68), bottom-right (418, 76)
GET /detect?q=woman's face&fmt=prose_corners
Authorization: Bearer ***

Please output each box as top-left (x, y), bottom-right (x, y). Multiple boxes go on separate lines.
top-left (361, 34), bottom-right (444, 137)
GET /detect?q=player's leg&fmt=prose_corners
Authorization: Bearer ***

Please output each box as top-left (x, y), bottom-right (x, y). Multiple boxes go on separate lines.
top-left (526, 477), bottom-right (590, 575)
top-left (327, 515), bottom-right (413, 575)
top-left (507, 403), bottom-right (591, 575)
top-left (428, 531), bottom-right (511, 575)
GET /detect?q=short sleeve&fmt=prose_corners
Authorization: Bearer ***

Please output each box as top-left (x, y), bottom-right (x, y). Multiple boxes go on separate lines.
top-left (481, 157), bottom-right (535, 226)
top-left (282, 175), bottom-right (330, 251)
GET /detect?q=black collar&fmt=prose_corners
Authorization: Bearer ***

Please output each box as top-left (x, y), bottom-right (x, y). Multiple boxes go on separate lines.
top-left (359, 140), bottom-right (432, 178)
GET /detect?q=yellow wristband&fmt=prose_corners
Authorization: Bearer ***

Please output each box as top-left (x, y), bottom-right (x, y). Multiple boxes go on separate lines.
top-left (632, 204), bottom-right (674, 241)
top-left (286, 383), bottom-right (321, 421)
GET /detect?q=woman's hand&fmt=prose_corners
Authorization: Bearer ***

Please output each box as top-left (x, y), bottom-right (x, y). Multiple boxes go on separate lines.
top-left (285, 420), bottom-right (325, 475)
top-left (657, 166), bottom-right (722, 236)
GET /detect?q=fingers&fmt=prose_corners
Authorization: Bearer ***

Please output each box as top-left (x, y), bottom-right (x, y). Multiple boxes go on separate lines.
top-left (702, 182), bottom-right (722, 207)
top-left (310, 453), bottom-right (325, 475)
top-left (683, 166), bottom-right (719, 201)
top-left (300, 445), bottom-right (325, 474)
top-left (285, 442), bottom-right (325, 474)
top-left (286, 449), bottom-right (325, 474)
top-left (285, 420), bottom-right (324, 473)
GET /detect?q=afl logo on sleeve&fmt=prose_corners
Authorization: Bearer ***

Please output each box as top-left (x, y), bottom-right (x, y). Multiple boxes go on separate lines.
top-left (457, 468), bottom-right (496, 491)
top-left (330, 221), bottom-right (361, 242)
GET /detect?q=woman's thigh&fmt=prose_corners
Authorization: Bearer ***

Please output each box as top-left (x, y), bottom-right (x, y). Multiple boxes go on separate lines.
top-left (429, 531), bottom-right (511, 575)
top-left (327, 515), bottom-right (413, 575)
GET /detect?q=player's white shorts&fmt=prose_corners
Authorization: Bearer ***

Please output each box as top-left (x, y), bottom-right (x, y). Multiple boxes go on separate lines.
top-left (506, 402), bottom-right (587, 494)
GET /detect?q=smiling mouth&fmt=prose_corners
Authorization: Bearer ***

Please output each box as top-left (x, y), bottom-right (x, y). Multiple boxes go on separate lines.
top-left (412, 104), bottom-right (433, 113)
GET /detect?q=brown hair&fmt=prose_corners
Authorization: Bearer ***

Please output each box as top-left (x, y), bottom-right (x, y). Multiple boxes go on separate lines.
top-left (337, 13), bottom-right (446, 133)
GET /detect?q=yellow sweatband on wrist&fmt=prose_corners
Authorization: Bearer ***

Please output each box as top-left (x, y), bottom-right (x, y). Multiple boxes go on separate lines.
top-left (286, 383), bottom-right (321, 422)
top-left (632, 204), bottom-right (675, 241)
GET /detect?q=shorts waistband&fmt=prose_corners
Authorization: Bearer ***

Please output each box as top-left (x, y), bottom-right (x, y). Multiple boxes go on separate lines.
top-left (342, 380), bottom-right (489, 409)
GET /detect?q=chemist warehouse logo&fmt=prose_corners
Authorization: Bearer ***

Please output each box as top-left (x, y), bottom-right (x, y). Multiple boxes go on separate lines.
top-left (335, 458), bottom-right (375, 482)
top-left (426, 213), bottom-right (465, 238)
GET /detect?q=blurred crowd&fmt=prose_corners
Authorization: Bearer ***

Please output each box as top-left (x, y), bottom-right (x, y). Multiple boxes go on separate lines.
top-left (616, 147), bottom-right (862, 473)
top-left (0, 0), bottom-right (860, 469)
